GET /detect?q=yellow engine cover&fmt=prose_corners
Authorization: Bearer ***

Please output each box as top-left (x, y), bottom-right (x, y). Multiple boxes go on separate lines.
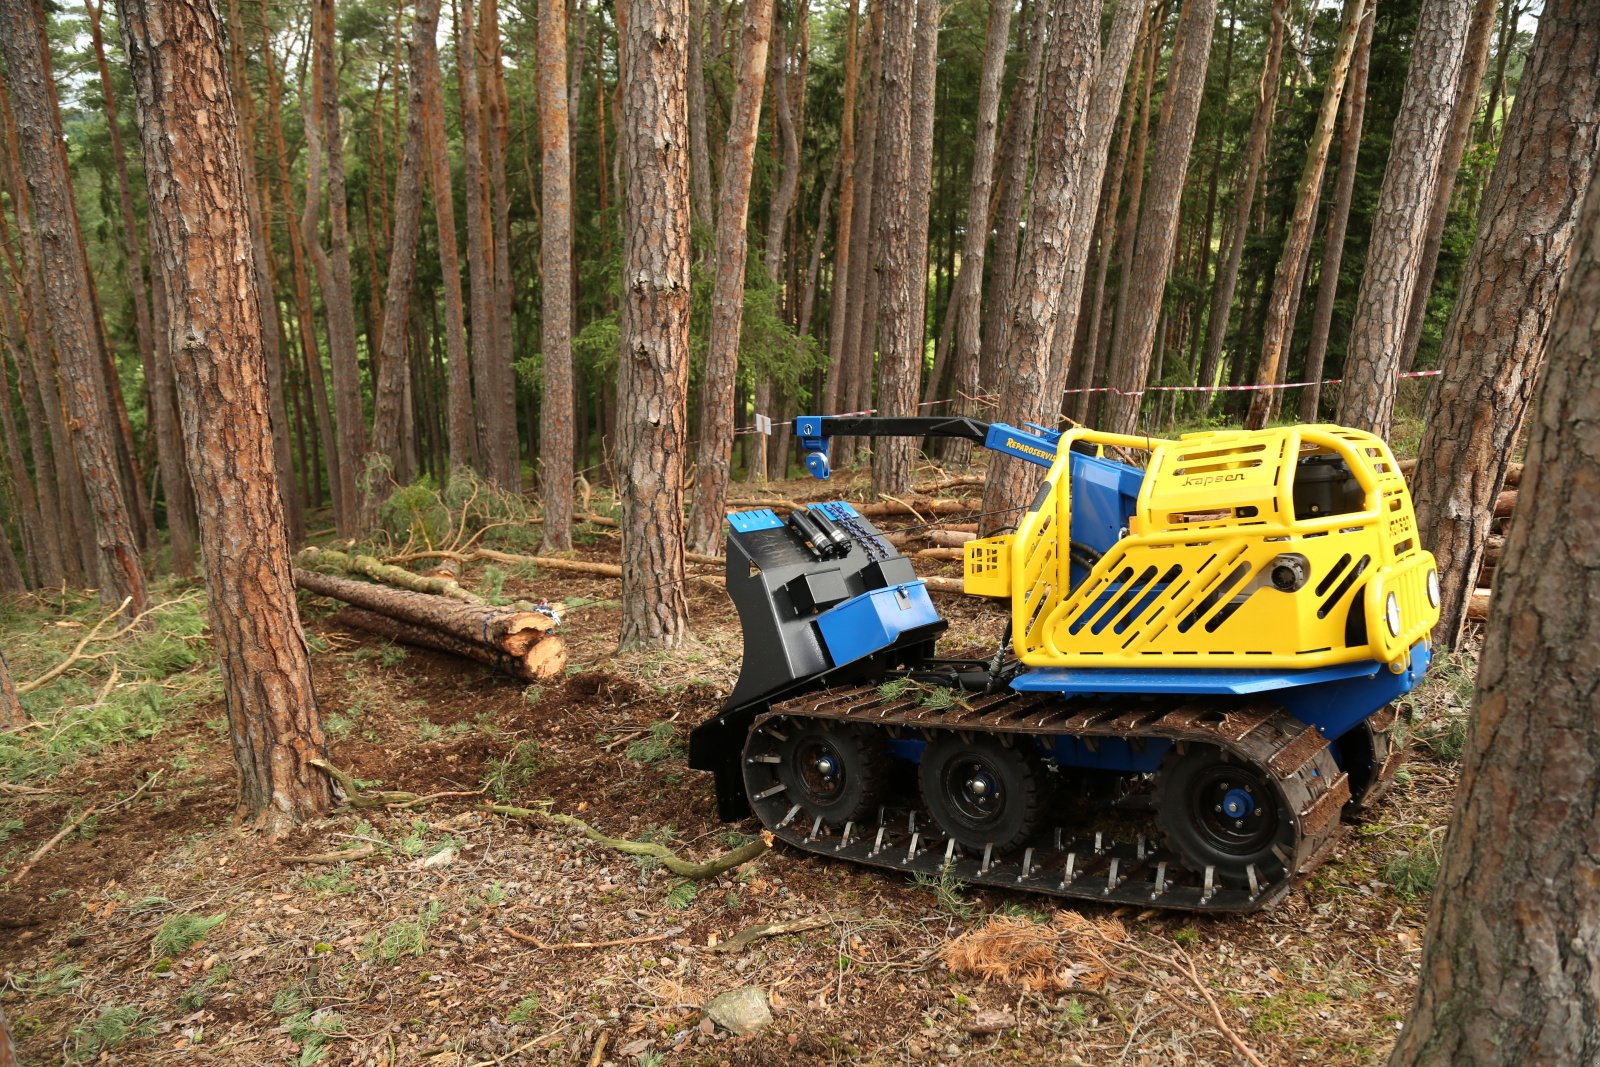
top-left (1000, 424), bottom-right (1439, 671)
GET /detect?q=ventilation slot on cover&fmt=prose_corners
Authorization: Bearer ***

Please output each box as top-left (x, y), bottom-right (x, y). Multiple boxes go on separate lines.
top-left (1115, 564), bottom-right (1182, 635)
top-left (1071, 566), bottom-right (1134, 636)
top-left (1178, 561), bottom-right (1252, 634)
top-left (1317, 554), bottom-right (1370, 619)
top-left (1090, 566), bottom-right (1158, 636)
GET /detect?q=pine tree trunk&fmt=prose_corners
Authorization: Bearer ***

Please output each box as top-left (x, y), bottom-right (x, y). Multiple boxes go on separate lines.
top-left (1103, 0), bottom-right (1218, 434)
top-left (866, 0), bottom-right (922, 497)
top-left (0, 0), bottom-right (149, 622)
top-left (457, 0), bottom-right (502, 486)
top-left (119, 0), bottom-right (334, 829)
top-left (1335, 0), bottom-right (1475, 436)
top-left (538, 0), bottom-right (577, 553)
top-left (836, 0), bottom-right (885, 470)
top-left (418, 11), bottom-right (476, 472)
top-left (941, 0), bottom-right (1012, 466)
top-left (481, 0), bottom-right (518, 487)
top-left (821, 0), bottom-right (859, 417)
top-left (1246, 0), bottom-right (1364, 429)
top-left (369, 0), bottom-right (439, 506)
top-left (1044, 0), bottom-right (1146, 400)
top-left (0, 301), bottom-right (64, 588)
top-left (797, 155), bottom-right (837, 337)
top-left (688, 0), bottom-right (715, 227)
top-left (617, 0), bottom-right (693, 650)
top-left (258, 5), bottom-right (341, 522)
top-left (1196, 0), bottom-right (1285, 407)
top-left (1096, 7), bottom-right (1161, 426)
top-left (764, 12), bottom-right (801, 286)
top-left (978, 0), bottom-right (1106, 530)
top-left (1406, 1), bottom-right (1600, 652)
top-left (0, 647), bottom-right (19, 727)
top-left (1073, 8), bottom-right (1150, 427)
top-left (686, 0), bottom-right (773, 555)
top-left (305, 0), bottom-right (368, 534)
top-left (1390, 135), bottom-right (1600, 1067)
top-left (1399, 0), bottom-right (1498, 370)
top-left (977, 0), bottom-right (1048, 397)
top-left (1299, 1), bottom-right (1372, 424)
top-left (220, 0), bottom-right (300, 546)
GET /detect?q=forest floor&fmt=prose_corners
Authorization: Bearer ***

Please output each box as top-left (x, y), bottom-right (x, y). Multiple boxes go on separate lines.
top-left (0, 465), bottom-right (1477, 1066)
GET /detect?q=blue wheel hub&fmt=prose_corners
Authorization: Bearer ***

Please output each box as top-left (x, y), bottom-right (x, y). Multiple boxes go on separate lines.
top-left (1221, 787), bottom-right (1254, 820)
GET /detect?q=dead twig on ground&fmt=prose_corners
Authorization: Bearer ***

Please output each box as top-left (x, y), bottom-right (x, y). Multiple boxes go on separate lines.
top-left (504, 928), bottom-right (674, 951)
top-left (285, 844), bottom-right (376, 865)
top-left (487, 803), bottom-right (773, 879)
top-left (708, 910), bottom-right (861, 954)
top-left (6, 772), bottom-right (160, 886)
top-left (310, 759), bottom-right (425, 809)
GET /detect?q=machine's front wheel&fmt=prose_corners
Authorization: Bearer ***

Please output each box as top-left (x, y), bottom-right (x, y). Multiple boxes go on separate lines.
top-left (1156, 747), bottom-right (1295, 888)
top-left (771, 723), bottom-right (888, 828)
top-left (918, 734), bottom-right (1046, 853)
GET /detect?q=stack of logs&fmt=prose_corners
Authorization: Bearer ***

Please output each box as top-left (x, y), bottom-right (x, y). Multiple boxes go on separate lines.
top-left (293, 549), bottom-right (567, 682)
top-left (1398, 459), bottom-right (1520, 624)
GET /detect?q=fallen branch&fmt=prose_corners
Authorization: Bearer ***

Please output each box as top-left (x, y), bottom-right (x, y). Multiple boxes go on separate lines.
top-left (297, 546), bottom-right (481, 604)
top-left (285, 844), bottom-right (376, 865)
top-left (18, 597), bottom-right (130, 694)
top-left (7, 772), bottom-right (160, 886)
top-left (487, 803), bottom-right (773, 879)
top-left (310, 759), bottom-right (426, 809)
top-left (707, 910), bottom-right (860, 954)
top-left (504, 928), bottom-right (675, 951)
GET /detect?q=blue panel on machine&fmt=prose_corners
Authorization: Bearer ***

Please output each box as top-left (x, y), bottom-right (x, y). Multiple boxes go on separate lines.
top-left (1068, 451), bottom-right (1145, 558)
top-left (816, 582), bottom-right (941, 667)
top-left (727, 509), bottom-right (785, 533)
top-left (1009, 658), bottom-right (1385, 696)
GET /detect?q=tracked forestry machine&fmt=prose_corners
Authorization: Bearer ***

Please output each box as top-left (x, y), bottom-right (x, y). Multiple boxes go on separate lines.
top-left (690, 416), bottom-right (1439, 912)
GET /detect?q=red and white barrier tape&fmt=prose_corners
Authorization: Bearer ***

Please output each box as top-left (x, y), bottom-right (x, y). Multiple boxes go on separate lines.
top-left (731, 371), bottom-right (1440, 434)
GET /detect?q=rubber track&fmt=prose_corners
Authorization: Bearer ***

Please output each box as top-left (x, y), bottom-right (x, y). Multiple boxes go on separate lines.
top-left (742, 685), bottom-right (1351, 913)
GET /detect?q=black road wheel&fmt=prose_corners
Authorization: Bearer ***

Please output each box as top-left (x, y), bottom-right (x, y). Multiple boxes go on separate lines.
top-left (772, 723), bottom-right (889, 827)
top-left (1156, 746), bottom-right (1295, 888)
top-left (918, 733), bottom-right (1046, 853)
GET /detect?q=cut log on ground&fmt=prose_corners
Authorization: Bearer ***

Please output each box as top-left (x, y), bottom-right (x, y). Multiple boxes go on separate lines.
top-left (295, 569), bottom-right (559, 656)
top-left (382, 548), bottom-right (726, 586)
top-left (930, 529), bottom-right (977, 547)
top-left (921, 576), bottom-right (965, 594)
top-left (1493, 489), bottom-right (1517, 519)
top-left (334, 607), bottom-right (567, 681)
top-left (1466, 589), bottom-right (1492, 623)
top-left (915, 547), bottom-right (965, 561)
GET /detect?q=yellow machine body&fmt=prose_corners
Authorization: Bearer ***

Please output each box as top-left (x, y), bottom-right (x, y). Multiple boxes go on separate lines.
top-left (964, 425), bottom-right (1439, 671)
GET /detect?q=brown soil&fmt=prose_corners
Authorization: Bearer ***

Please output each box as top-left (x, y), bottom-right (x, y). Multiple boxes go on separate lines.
top-left (0, 483), bottom-right (1465, 1065)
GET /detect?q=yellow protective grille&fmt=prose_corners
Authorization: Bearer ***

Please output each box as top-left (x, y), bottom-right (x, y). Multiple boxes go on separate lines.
top-left (962, 536), bottom-right (1012, 598)
top-left (1000, 425), bottom-right (1439, 670)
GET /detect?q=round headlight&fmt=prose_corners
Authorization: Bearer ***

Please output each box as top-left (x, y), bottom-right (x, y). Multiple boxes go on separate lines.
top-left (1426, 568), bottom-right (1440, 608)
top-left (1385, 591), bottom-right (1402, 637)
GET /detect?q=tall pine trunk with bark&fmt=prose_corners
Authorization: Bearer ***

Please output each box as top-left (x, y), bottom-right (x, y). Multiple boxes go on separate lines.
top-left (821, 0), bottom-right (860, 417)
top-left (1408, 1), bottom-right (1600, 650)
top-left (1335, 0), bottom-right (1474, 436)
top-left (1196, 0), bottom-right (1285, 406)
top-left (1400, 0), bottom-right (1499, 369)
top-left (1390, 149), bottom-right (1600, 1067)
top-left (1246, 0), bottom-right (1364, 428)
top-left (941, 0), bottom-right (1011, 465)
top-left (617, 0), bottom-right (693, 650)
top-left (978, 0), bottom-right (1105, 529)
top-left (686, 0), bottom-right (773, 555)
top-left (0, 0), bottom-right (149, 623)
top-left (1104, 0), bottom-right (1217, 434)
top-left (538, 0), bottom-right (577, 553)
top-left (119, 0), bottom-right (334, 828)
top-left (867, 0), bottom-right (922, 497)
top-left (1299, 2), bottom-right (1373, 423)
top-left (306, 0), bottom-right (368, 534)
top-left (369, 0), bottom-right (440, 505)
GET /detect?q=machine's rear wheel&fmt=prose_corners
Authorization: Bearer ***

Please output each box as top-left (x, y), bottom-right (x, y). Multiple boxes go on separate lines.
top-left (1156, 747), bottom-right (1295, 888)
top-left (771, 723), bottom-right (888, 827)
top-left (918, 734), bottom-right (1045, 853)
